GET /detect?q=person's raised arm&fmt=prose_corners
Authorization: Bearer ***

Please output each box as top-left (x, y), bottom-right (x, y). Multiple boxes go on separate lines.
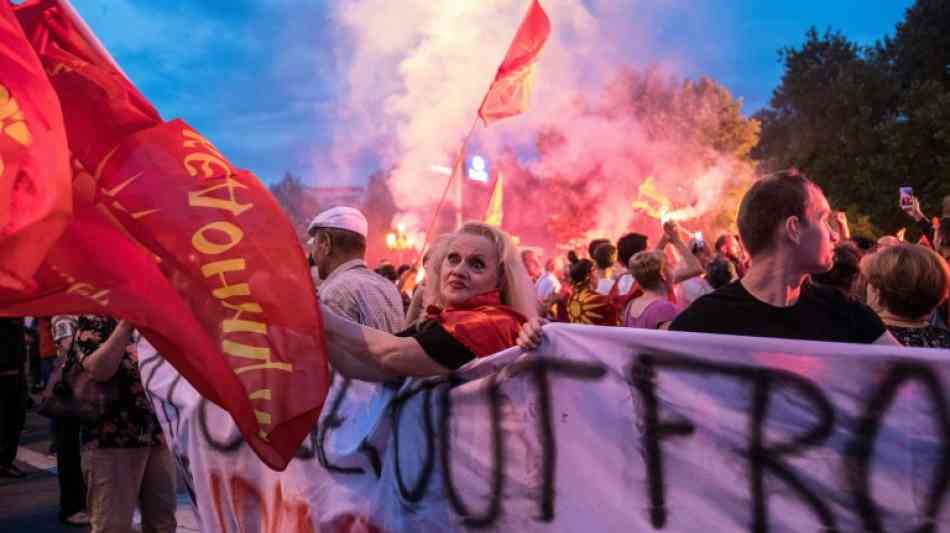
top-left (81, 320), bottom-right (133, 383)
top-left (902, 195), bottom-right (927, 222)
top-left (321, 305), bottom-right (453, 381)
top-left (665, 222), bottom-right (703, 283)
top-left (834, 211), bottom-right (852, 241)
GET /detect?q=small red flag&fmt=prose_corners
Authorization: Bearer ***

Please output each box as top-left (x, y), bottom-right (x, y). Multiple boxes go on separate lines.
top-left (478, 0), bottom-right (551, 126)
top-left (9, 0), bottom-right (330, 470)
top-left (0, 1), bottom-right (71, 291)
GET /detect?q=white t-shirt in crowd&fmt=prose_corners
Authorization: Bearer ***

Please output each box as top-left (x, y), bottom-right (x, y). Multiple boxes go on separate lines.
top-left (536, 272), bottom-right (562, 302)
top-left (595, 278), bottom-right (615, 295)
top-left (614, 274), bottom-right (635, 296)
top-left (676, 276), bottom-right (713, 307)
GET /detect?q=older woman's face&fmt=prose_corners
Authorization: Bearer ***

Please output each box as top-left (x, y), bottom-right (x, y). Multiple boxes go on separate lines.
top-left (440, 234), bottom-right (500, 307)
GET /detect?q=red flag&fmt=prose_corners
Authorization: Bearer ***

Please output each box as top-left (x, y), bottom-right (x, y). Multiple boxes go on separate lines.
top-left (477, 0), bottom-right (551, 126)
top-left (0, 1), bottom-right (71, 291)
top-left (0, 205), bottom-right (256, 459)
top-left (10, 0), bottom-right (329, 470)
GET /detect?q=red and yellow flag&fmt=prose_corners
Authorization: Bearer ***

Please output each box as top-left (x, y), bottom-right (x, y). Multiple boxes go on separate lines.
top-left (0, 1), bottom-right (71, 291)
top-left (483, 173), bottom-right (504, 226)
top-left (478, 0), bottom-right (551, 126)
top-left (3, 0), bottom-right (330, 470)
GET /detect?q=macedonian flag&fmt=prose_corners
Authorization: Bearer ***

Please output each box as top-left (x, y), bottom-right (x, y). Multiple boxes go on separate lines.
top-left (565, 286), bottom-right (619, 326)
top-left (0, 0), bottom-right (71, 291)
top-left (1, 0), bottom-right (330, 470)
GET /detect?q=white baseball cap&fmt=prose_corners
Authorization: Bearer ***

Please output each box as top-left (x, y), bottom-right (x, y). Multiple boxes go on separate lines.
top-left (307, 206), bottom-right (368, 244)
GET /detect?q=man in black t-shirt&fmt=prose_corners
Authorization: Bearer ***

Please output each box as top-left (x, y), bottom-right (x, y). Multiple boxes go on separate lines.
top-left (671, 172), bottom-right (898, 345)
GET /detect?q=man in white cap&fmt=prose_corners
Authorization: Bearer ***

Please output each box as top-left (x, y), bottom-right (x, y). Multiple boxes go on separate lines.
top-left (307, 206), bottom-right (404, 334)
top-left (307, 207), bottom-right (404, 480)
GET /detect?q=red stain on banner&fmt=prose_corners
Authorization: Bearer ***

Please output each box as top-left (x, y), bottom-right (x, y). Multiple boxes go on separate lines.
top-left (209, 471), bottom-right (316, 533)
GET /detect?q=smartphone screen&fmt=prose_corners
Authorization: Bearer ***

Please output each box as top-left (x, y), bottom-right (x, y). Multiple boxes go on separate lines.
top-left (899, 187), bottom-right (913, 207)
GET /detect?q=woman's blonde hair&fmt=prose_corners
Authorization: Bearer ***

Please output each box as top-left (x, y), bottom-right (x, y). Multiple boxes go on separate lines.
top-left (422, 222), bottom-right (537, 320)
top-left (863, 243), bottom-right (950, 320)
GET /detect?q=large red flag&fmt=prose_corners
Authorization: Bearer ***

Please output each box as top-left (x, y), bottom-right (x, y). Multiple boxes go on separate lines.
top-left (0, 1), bottom-right (71, 291)
top-left (477, 0), bottom-right (551, 126)
top-left (9, 0), bottom-right (330, 470)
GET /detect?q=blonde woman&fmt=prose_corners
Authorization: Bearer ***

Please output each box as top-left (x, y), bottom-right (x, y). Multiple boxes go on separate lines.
top-left (322, 222), bottom-right (537, 380)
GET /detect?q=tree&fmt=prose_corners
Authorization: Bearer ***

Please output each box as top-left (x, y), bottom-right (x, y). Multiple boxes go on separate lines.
top-left (532, 68), bottom-right (760, 246)
top-left (753, 5), bottom-right (950, 237)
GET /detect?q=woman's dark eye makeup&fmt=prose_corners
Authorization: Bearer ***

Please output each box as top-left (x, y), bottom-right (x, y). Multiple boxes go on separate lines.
top-left (447, 251), bottom-right (485, 270)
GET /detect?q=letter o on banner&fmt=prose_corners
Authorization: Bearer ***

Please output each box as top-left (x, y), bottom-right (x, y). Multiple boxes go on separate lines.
top-left (192, 221), bottom-right (244, 255)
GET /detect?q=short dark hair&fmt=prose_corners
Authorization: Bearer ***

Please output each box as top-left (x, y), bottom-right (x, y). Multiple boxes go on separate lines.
top-left (569, 258), bottom-right (594, 285)
top-left (737, 172), bottom-right (815, 257)
top-left (313, 228), bottom-right (366, 256)
top-left (705, 255), bottom-right (736, 289)
top-left (617, 233), bottom-right (648, 266)
top-left (810, 242), bottom-right (861, 293)
top-left (376, 264), bottom-right (398, 282)
top-left (851, 235), bottom-right (876, 253)
top-left (591, 243), bottom-right (616, 270)
top-left (587, 238), bottom-right (610, 259)
top-left (714, 234), bottom-right (731, 253)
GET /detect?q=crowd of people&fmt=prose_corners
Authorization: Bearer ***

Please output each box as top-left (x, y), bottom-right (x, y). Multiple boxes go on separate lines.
top-left (519, 171), bottom-right (950, 349)
top-left (310, 171), bottom-right (949, 385)
top-left (0, 315), bottom-right (178, 531)
top-left (1, 172), bottom-right (947, 531)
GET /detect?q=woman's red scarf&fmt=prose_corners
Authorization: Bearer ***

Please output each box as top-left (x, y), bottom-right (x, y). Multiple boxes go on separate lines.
top-left (425, 290), bottom-right (527, 358)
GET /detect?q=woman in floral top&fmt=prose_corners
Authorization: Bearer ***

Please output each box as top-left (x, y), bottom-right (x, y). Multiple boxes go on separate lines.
top-left (71, 315), bottom-right (177, 533)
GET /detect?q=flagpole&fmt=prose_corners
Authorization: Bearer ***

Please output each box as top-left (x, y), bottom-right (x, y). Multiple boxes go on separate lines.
top-left (414, 116), bottom-right (480, 269)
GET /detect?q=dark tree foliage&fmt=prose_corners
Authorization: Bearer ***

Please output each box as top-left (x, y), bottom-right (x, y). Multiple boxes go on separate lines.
top-left (753, 1), bottom-right (950, 237)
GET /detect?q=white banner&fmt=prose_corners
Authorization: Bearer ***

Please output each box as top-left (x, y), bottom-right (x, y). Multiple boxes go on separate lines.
top-left (141, 324), bottom-right (950, 532)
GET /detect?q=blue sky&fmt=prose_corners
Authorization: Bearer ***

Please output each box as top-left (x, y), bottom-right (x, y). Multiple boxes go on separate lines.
top-left (67, 0), bottom-right (914, 185)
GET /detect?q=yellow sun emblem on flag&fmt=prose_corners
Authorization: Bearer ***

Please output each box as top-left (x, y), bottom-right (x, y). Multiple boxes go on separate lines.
top-left (0, 83), bottom-right (32, 177)
top-left (567, 288), bottom-right (610, 325)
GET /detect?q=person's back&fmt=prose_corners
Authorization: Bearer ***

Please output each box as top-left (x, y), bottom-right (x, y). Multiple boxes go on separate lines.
top-left (591, 243), bottom-right (617, 295)
top-left (623, 297), bottom-right (681, 330)
top-left (0, 318), bottom-right (25, 372)
top-left (72, 315), bottom-right (177, 533)
top-left (672, 280), bottom-right (884, 342)
top-left (676, 275), bottom-right (712, 307)
top-left (320, 263), bottom-right (405, 333)
top-left (0, 318), bottom-right (27, 479)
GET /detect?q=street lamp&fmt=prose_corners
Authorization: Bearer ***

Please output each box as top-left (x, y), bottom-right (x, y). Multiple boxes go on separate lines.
top-left (385, 223), bottom-right (416, 265)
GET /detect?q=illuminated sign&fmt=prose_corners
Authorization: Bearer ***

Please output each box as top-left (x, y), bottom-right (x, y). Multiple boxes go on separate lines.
top-left (468, 155), bottom-right (489, 183)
